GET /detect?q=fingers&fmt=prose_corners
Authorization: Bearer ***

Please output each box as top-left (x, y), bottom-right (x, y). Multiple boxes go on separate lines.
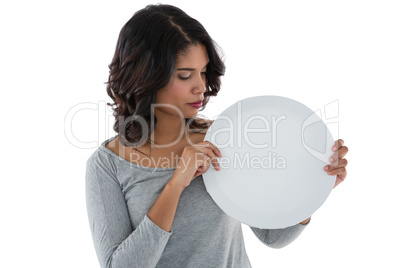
top-left (192, 153), bottom-right (215, 179)
top-left (195, 147), bottom-right (221, 171)
top-left (193, 141), bottom-right (222, 171)
top-left (324, 158), bottom-right (348, 171)
top-left (324, 139), bottom-right (348, 172)
top-left (332, 139), bottom-right (344, 152)
top-left (327, 166), bottom-right (347, 178)
top-left (324, 139), bottom-right (348, 188)
top-left (194, 141), bottom-right (222, 158)
top-left (324, 163), bottom-right (347, 189)
top-left (329, 146), bottom-right (348, 163)
top-left (195, 159), bottom-right (209, 175)
top-left (331, 167), bottom-right (347, 189)
top-left (328, 138), bottom-right (348, 163)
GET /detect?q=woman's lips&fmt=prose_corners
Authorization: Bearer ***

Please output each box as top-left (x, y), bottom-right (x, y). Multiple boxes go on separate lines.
top-left (188, 100), bottom-right (203, 108)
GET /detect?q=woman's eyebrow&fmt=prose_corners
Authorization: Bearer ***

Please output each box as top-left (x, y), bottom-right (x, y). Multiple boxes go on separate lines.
top-left (177, 61), bottom-right (209, 71)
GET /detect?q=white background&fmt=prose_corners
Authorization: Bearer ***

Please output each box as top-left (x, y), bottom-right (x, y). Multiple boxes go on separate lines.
top-left (1, 0), bottom-right (401, 267)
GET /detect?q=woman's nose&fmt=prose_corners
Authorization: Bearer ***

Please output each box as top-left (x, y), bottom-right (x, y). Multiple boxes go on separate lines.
top-left (193, 73), bottom-right (206, 93)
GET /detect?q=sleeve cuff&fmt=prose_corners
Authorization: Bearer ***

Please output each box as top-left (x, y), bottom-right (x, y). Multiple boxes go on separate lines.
top-left (143, 214), bottom-right (174, 235)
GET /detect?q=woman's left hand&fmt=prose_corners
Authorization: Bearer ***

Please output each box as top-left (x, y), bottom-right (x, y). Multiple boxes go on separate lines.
top-left (300, 139), bottom-right (349, 224)
top-left (324, 139), bottom-right (348, 188)
top-left (299, 139), bottom-right (349, 225)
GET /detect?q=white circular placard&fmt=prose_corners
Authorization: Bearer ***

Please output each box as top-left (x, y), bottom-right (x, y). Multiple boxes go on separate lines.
top-left (202, 95), bottom-right (336, 229)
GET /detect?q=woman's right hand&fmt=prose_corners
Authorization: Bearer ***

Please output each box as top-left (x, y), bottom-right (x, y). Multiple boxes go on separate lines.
top-left (171, 141), bottom-right (222, 189)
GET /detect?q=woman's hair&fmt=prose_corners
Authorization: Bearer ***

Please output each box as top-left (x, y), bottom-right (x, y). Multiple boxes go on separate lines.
top-left (106, 4), bottom-right (226, 148)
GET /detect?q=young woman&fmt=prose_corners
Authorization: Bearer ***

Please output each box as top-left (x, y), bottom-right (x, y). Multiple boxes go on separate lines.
top-left (85, 4), bottom-right (349, 267)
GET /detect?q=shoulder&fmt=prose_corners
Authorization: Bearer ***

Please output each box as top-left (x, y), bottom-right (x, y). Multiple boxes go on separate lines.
top-left (105, 136), bottom-right (120, 156)
top-left (86, 142), bottom-right (118, 179)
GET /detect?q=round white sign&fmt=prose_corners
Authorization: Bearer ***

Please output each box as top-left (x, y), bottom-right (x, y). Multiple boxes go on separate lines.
top-left (202, 95), bottom-right (336, 229)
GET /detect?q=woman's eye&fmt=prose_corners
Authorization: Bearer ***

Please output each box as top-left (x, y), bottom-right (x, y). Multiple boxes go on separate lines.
top-left (178, 71), bottom-right (207, 80)
top-left (179, 75), bottom-right (191, 80)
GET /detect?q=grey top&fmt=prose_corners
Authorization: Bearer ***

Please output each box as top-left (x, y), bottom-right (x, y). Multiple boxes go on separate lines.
top-left (85, 135), bottom-right (310, 268)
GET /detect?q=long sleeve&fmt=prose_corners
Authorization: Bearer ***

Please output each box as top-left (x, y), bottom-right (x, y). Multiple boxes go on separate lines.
top-left (249, 220), bottom-right (310, 249)
top-left (85, 150), bottom-right (173, 268)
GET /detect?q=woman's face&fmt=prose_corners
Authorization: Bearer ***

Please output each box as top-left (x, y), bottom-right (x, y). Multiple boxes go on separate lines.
top-left (155, 43), bottom-right (209, 119)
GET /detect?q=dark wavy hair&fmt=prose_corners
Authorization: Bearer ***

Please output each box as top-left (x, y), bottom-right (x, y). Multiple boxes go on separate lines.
top-left (105, 4), bottom-right (226, 148)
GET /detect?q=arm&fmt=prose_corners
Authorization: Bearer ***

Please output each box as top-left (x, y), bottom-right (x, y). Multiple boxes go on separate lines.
top-left (85, 151), bottom-right (177, 268)
top-left (249, 218), bottom-right (311, 249)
